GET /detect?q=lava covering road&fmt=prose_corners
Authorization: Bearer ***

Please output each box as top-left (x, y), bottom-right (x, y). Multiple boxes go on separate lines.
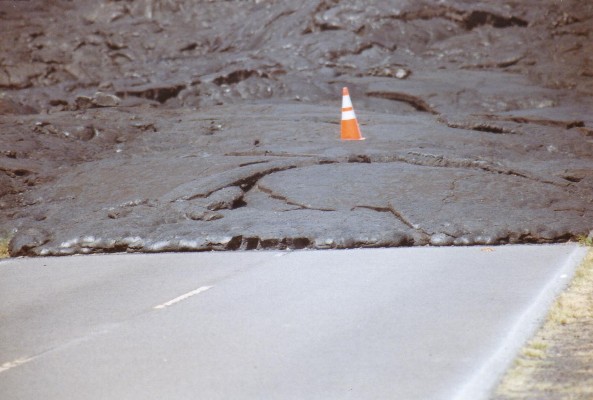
top-left (1, 0), bottom-right (592, 255)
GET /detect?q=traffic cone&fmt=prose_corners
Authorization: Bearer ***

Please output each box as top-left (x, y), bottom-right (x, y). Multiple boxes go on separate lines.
top-left (341, 87), bottom-right (364, 140)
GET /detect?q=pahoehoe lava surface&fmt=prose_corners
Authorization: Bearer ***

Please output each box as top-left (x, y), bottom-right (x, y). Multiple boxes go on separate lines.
top-left (1, 0), bottom-right (592, 256)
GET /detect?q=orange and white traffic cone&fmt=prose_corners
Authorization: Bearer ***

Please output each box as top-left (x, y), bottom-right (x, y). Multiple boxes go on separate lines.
top-left (341, 87), bottom-right (364, 141)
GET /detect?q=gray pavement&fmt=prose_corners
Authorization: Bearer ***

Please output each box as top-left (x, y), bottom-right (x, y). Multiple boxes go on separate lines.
top-left (0, 244), bottom-right (587, 400)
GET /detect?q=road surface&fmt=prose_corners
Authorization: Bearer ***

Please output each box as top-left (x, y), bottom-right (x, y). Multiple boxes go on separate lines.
top-left (0, 244), bottom-right (587, 399)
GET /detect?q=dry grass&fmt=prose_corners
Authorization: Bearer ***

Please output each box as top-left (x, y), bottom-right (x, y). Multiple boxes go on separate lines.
top-left (577, 234), bottom-right (593, 247)
top-left (493, 248), bottom-right (593, 399)
top-left (0, 236), bottom-right (10, 259)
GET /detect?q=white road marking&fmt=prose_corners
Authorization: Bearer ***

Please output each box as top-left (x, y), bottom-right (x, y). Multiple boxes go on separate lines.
top-left (153, 286), bottom-right (213, 310)
top-left (0, 357), bottom-right (35, 374)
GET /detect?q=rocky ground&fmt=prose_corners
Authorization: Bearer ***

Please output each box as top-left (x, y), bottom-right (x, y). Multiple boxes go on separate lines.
top-left (1, 0), bottom-right (592, 256)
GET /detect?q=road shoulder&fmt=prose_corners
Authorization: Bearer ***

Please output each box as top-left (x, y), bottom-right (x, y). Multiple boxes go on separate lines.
top-left (493, 247), bottom-right (593, 399)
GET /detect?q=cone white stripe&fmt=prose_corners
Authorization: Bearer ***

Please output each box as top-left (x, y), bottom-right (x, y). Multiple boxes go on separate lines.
top-left (342, 95), bottom-right (353, 109)
top-left (342, 110), bottom-right (356, 120)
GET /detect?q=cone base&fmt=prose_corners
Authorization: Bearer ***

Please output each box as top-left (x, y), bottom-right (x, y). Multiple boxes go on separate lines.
top-left (341, 119), bottom-right (364, 141)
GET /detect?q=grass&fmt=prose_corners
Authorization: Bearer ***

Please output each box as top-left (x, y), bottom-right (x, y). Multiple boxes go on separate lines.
top-left (577, 234), bottom-right (593, 247)
top-left (493, 248), bottom-right (593, 399)
top-left (0, 237), bottom-right (10, 259)
top-left (521, 340), bottom-right (548, 359)
top-left (547, 249), bottom-right (593, 325)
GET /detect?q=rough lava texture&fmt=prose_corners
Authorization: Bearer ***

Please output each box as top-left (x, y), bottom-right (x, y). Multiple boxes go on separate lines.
top-left (1, 0), bottom-right (592, 256)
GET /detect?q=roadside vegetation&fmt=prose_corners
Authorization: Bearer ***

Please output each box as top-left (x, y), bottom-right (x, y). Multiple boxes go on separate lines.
top-left (577, 233), bottom-right (593, 247)
top-left (493, 247), bottom-right (593, 399)
top-left (0, 236), bottom-right (10, 259)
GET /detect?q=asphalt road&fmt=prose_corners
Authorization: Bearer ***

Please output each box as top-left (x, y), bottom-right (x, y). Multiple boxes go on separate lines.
top-left (0, 245), bottom-right (587, 400)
